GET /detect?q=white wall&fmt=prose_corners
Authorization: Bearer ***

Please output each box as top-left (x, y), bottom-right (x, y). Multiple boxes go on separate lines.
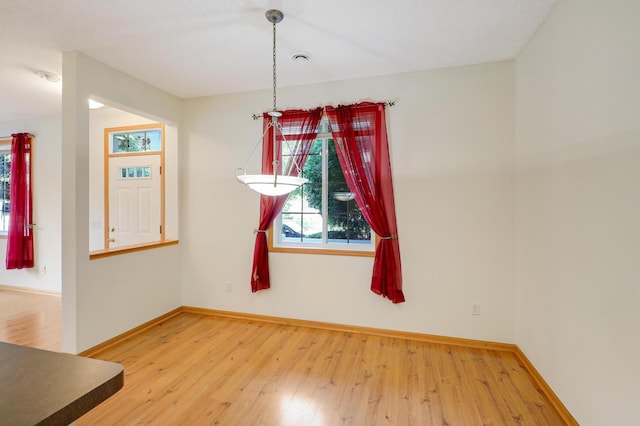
top-left (62, 52), bottom-right (183, 353)
top-left (0, 115), bottom-right (61, 293)
top-left (182, 61), bottom-right (516, 343)
top-left (515, 0), bottom-right (640, 424)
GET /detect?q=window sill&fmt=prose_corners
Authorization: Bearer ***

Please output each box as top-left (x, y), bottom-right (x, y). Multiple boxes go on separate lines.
top-left (268, 245), bottom-right (375, 257)
top-left (268, 226), bottom-right (377, 257)
top-left (89, 240), bottom-right (179, 260)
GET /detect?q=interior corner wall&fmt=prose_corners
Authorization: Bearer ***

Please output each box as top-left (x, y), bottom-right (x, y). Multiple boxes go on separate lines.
top-left (515, 0), bottom-right (640, 424)
top-left (181, 60), bottom-right (516, 343)
top-left (62, 51), bottom-right (183, 353)
top-left (0, 115), bottom-right (61, 293)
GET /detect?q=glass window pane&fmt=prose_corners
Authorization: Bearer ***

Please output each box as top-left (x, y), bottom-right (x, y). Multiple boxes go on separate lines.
top-left (301, 212), bottom-right (323, 244)
top-left (112, 134), bottom-right (129, 153)
top-left (145, 130), bottom-right (162, 151)
top-left (328, 200), bottom-right (370, 243)
top-left (111, 128), bottom-right (162, 153)
top-left (299, 139), bottom-right (322, 208)
top-left (281, 214), bottom-right (304, 243)
top-left (326, 139), bottom-right (369, 243)
top-left (0, 152), bottom-right (10, 233)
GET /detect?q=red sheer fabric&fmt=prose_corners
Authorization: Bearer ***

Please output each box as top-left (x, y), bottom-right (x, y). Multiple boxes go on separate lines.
top-left (251, 108), bottom-right (323, 292)
top-left (326, 102), bottom-right (405, 303)
top-left (6, 133), bottom-right (34, 270)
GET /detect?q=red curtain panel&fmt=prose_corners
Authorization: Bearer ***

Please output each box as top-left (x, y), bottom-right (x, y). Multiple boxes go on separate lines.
top-left (6, 133), bottom-right (33, 270)
top-left (326, 103), bottom-right (405, 303)
top-left (251, 108), bottom-right (322, 292)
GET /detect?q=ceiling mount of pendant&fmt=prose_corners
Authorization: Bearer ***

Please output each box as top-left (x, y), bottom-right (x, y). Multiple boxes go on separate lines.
top-left (265, 9), bottom-right (283, 24)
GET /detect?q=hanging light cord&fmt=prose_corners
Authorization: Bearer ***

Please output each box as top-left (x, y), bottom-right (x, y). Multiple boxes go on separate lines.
top-left (270, 17), bottom-right (280, 187)
top-left (272, 19), bottom-right (277, 113)
top-left (269, 12), bottom-right (303, 180)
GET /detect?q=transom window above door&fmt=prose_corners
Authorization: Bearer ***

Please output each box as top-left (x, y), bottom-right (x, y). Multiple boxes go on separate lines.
top-left (109, 128), bottom-right (162, 153)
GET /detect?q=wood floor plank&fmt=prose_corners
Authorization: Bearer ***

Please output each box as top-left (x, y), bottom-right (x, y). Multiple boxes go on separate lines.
top-left (404, 339), bottom-right (433, 425)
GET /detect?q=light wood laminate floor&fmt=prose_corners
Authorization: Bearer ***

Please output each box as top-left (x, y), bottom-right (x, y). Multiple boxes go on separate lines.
top-left (77, 312), bottom-right (567, 425)
top-left (0, 289), bottom-right (566, 424)
top-left (0, 287), bottom-right (61, 351)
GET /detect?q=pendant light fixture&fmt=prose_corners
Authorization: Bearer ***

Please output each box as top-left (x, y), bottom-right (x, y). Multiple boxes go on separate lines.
top-left (236, 9), bottom-right (308, 197)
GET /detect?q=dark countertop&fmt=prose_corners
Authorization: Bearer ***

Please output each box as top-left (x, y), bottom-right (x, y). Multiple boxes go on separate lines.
top-left (0, 342), bottom-right (124, 425)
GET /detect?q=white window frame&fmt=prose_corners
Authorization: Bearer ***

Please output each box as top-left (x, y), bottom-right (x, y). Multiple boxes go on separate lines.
top-left (0, 141), bottom-right (11, 236)
top-left (270, 121), bottom-right (375, 256)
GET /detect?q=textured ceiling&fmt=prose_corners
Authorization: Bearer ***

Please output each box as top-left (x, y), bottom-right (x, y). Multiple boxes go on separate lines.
top-left (0, 0), bottom-right (558, 122)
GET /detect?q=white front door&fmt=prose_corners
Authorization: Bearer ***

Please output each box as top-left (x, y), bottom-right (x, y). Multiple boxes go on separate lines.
top-left (107, 154), bottom-right (161, 248)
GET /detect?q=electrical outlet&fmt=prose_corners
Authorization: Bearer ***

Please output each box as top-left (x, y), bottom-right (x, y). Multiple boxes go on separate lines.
top-left (472, 304), bottom-right (481, 316)
top-left (226, 281), bottom-right (232, 293)
top-left (40, 265), bottom-right (47, 275)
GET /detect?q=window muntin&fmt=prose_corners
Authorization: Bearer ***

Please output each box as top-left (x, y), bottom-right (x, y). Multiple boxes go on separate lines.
top-left (273, 122), bottom-right (375, 254)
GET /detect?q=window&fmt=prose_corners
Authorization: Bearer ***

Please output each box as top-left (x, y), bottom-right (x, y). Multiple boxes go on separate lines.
top-left (110, 128), bottom-right (162, 153)
top-left (119, 166), bottom-right (152, 179)
top-left (0, 141), bottom-right (11, 234)
top-left (270, 118), bottom-right (375, 256)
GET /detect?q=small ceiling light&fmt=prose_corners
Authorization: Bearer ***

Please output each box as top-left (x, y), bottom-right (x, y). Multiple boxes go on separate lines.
top-left (88, 99), bottom-right (104, 109)
top-left (35, 70), bottom-right (61, 83)
top-left (236, 9), bottom-right (307, 197)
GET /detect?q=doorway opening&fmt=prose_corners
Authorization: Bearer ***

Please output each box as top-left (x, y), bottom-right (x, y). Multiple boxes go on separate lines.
top-left (89, 105), bottom-right (178, 255)
top-left (104, 123), bottom-right (164, 249)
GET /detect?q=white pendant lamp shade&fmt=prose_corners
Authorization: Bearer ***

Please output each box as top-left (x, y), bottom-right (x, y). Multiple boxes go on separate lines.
top-left (236, 174), bottom-right (308, 197)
